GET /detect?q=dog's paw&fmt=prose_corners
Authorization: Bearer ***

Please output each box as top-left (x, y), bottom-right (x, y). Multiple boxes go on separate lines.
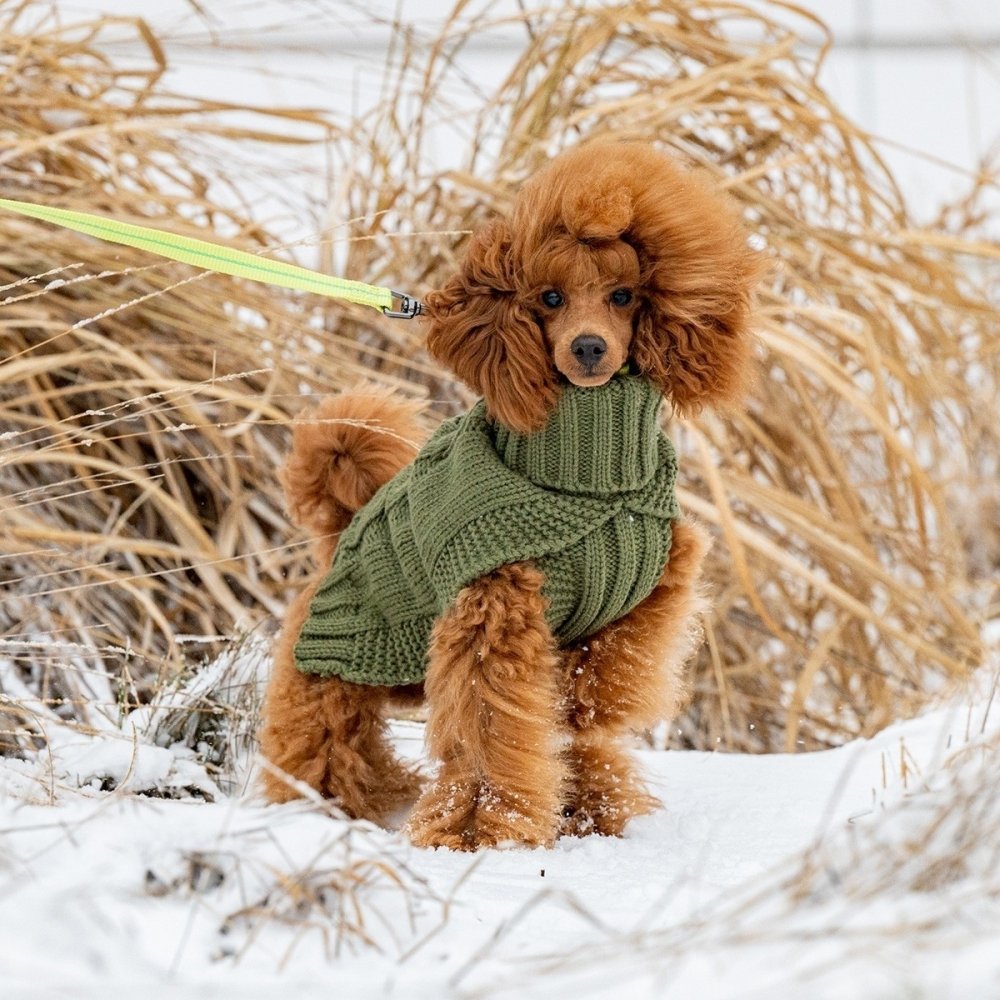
top-left (559, 800), bottom-right (630, 838)
top-left (407, 779), bottom-right (558, 851)
top-left (407, 825), bottom-right (471, 852)
top-left (406, 777), bottom-right (477, 851)
top-left (559, 752), bottom-right (661, 839)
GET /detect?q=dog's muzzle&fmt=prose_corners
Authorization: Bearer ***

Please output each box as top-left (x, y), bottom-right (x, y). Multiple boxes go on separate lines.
top-left (570, 334), bottom-right (608, 372)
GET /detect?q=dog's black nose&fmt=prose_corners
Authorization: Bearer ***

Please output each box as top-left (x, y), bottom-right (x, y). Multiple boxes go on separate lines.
top-left (570, 334), bottom-right (607, 369)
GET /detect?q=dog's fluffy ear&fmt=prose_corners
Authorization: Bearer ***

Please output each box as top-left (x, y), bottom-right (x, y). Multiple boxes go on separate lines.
top-left (423, 218), bottom-right (559, 434)
top-left (631, 244), bottom-right (762, 417)
top-left (624, 157), bottom-right (764, 417)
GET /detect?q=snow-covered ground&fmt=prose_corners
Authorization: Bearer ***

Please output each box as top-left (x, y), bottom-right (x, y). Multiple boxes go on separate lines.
top-left (2, 642), bottom-right (998, 999)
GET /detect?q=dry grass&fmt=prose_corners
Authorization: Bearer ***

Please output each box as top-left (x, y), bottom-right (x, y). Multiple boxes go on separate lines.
top-left (1, 0), bottom-right (997, 754)
top-left (0, 2), bottom-right (424, 736)
top-left (142, 813), bottom-right (450, 964)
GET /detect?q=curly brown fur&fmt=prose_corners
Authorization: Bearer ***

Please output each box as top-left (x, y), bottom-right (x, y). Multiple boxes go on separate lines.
top-left (260, 582), bottom-right (423, 821)
top-left (560, 733), bottom-right (659, 838)
top-left (279, 386), bottom-right (425, 565)
top-left (406, 563), bottom-right (565, 851)
top-left (559, 520), bottom-right (711, 836)
top-left (260, 388), bottom-right (427, 820)
top-left (262, 142), bottom-right (756, 849)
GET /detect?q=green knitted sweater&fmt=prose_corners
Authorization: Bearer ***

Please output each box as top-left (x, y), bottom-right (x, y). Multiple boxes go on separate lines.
top-left (294, 375), bottom-right (680, 686)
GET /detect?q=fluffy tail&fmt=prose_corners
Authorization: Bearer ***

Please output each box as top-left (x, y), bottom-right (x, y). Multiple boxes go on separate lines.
top-left (281, 386), bottom-right (426, 568)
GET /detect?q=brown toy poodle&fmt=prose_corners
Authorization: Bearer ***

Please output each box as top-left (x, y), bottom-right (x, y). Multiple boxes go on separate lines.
top-left (260, 140), bottom-right (760, 850)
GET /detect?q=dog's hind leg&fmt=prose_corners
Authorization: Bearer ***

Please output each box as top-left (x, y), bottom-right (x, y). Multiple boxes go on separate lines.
top-left (260, 585), bottom-right (423, 822)
top-left (407, 563), bottom-right (566, 851)
top-left (559, 519), bottom-right (710, 837)
top-left (261, 387), bottom-right (427, 822)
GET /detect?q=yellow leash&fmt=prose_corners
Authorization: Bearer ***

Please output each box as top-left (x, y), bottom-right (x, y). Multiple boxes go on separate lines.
top-left (0, 197), bottom-right (423, 318)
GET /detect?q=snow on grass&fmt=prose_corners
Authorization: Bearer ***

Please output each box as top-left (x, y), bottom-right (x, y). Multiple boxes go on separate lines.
top-left (1, 643), bottom-right (998, 999)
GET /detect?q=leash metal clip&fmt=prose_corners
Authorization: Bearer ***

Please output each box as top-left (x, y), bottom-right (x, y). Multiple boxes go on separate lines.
top-left (382, 290), bottom-right (424, 319)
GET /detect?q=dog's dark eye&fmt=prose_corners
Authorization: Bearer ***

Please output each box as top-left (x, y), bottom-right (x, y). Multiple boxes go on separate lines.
top-left (540, 289), bottom-right (564, 308)
top-left (610, 288), bottom-right (633, 307)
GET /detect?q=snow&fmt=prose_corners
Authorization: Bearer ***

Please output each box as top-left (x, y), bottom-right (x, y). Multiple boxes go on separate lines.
top-left (2, 648), bottom-right (998, 999)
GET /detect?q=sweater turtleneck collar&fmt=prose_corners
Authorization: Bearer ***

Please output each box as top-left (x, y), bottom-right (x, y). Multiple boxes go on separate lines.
top-left (489, 375), bottom-right (665, 495)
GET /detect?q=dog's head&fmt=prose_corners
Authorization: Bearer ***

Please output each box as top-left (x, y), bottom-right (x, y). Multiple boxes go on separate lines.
top-left (423, 141), bottom-right (763, 433)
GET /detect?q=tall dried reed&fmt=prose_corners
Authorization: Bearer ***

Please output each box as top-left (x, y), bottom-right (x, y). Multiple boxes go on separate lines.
top-left (1, 0), bottom-right (996, 753)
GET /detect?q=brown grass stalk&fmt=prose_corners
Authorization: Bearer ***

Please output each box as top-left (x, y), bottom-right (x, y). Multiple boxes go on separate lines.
top-left (1, 0), bottom-right (996, 753)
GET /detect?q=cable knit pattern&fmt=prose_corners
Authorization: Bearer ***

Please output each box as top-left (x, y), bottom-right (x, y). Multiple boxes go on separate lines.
top-left (294, 376), bottom-right (680, 685)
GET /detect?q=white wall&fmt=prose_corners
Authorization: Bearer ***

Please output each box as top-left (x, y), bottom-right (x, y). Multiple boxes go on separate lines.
top-left (798, 0), bottom-right (1000, 217)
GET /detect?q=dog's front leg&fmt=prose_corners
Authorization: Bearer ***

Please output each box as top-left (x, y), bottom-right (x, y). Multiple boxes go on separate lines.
top-left (560, 519), bottom-right (711, 837)
top-left (407, 562), bottom-right (565, 851)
